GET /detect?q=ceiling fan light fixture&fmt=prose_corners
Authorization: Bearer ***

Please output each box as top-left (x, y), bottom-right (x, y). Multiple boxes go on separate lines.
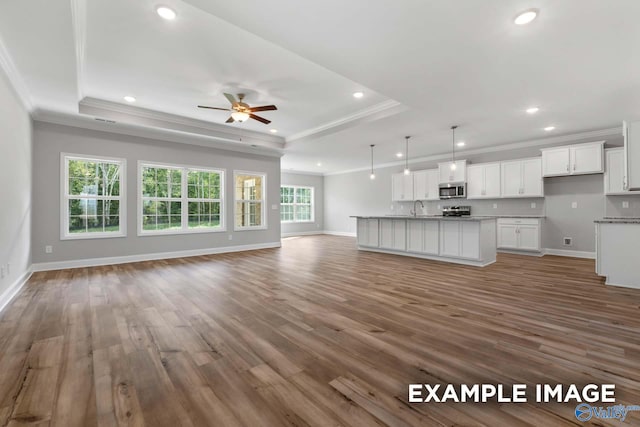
top-left (231, 111), bottom-right (250, 122)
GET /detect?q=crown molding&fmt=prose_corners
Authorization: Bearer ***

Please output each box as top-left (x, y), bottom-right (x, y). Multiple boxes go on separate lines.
top-left (0, 33), bottom-right (32, 112)
top-left (323, 126), bottom-right (622, 176)
top-left (70, 0), bottom-right (87, 102)
top-left (32, 108), bottom-right (284, 158)
top-left (285, 99), bottom-right (407, 145)
top-left (282, 170), bottom-right (325, 177)
top-left (79, 97), bottom-right (285, 149)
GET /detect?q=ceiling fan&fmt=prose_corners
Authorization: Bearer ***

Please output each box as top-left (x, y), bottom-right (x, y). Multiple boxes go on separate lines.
top-left (198, 93), bottom-right (277, 124)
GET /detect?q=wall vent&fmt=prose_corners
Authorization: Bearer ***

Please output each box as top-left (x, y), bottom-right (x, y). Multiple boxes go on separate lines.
top-left (563, 237), bottom-right (572, 246)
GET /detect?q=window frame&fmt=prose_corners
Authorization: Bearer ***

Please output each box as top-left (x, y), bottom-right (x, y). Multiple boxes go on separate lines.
top-left (233, 170), bottom-right (267, 231)
top-left (280, 185), bottom-right (315, 223)
top-left (60, 153), bottom-right (127, 240)
top-left (138, 161), bottom-right (226, 236)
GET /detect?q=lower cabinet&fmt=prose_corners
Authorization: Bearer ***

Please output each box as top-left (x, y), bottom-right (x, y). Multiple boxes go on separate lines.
top-left (406, 220), bottom-right (439, 255)
top-left (380, 219), bottom-right (406, 251)
top-left (497, 218), bottom-right (541, 252)
top-left (357, 218), bottom-right (379, 247)
top-left (439, 221), bottom-right (480, 259)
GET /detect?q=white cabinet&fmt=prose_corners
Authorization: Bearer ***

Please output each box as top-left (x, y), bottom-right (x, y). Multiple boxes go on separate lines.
top-left (604, 148), bottom-right (632, 195)
top-left (379, 219), bottom-right (406, 251)
top-left (406, 220), bottom-right (439, 255)
top-left (357, 218), bottom-right (379, 247)
top-left (497, 218), bottom-right (541, 252)
top-left (541, 142), bottom-right (604, 177)
top-left (392, 172), bottom-right (414, 201)
top-left (413, 169), bottom-right (440, 201)
top-left (438, 160), bottom-right (467, 184)
top-left (624, 120), bottom-right (640, 191)
top-left (439, 220), bottom-right (480, 259)
top-left (500, 158), bottom-right (543, 198)
top-left (467, 162), bottom-right (501, 199)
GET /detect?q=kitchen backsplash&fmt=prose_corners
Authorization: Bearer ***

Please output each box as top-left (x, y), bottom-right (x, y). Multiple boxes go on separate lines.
top-left (605, 196), bottom-right (640, 218)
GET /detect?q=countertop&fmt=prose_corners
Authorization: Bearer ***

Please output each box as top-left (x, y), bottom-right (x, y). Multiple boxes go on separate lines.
top-left (595, 217), bottom-right (640, 224)
top-left (350, 215), bottom-right (497, 221)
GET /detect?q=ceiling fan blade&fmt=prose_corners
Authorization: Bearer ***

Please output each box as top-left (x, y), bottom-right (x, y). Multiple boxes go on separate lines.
top-left (223, 93), bottom-right (237, 105)
top-left (249, 114), bottom-right (271, 125)
top-left (225, 116), bottom-right (235, 123)
top-left (249, 105), bottom-right (278, 112)
top-left (198, 105), bottom-right (231, 111)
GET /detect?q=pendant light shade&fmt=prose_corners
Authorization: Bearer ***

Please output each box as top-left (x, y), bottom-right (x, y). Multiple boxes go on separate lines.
top-left (369, 144), bottom-right (376, 180)
top-left (403, 136), bottom-right (411, 175)
top-left (450, 126), bottom-right (458, 171)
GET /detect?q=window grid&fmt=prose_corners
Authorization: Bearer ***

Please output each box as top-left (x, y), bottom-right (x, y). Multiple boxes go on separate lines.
top-left (280, 185), bottom-right (314, 223)
top-left (235, 173), bottom-right (266, 229)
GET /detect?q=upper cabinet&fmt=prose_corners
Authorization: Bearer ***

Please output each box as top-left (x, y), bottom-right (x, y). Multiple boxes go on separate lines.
top-left (391, 172), bottom-right (414, 201)
top-left (624, 120), bottom-right (640, 191)
top-left (501, 158), bottom-right (544, 198)
top-left (467, 162), bottom-right (501, 199)
top-left (413, 169), bottom-right (440, 201)
top-left (604, 148), bottom-right (628, 195)
top-left (541, 141), bottom-right (604, 177)
top-left (438, 160), bottom-right (467, 184)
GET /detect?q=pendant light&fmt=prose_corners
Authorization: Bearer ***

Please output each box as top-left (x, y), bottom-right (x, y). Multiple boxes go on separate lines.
top-left (450, 125), bottom-right (458, 171)
top-left (369, 144), bottom-right (376, 180)
top-left (403, 136), bottom-right (411, 175)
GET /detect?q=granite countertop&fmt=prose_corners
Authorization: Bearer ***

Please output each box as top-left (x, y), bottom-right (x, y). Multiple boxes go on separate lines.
top-left (350, 215), bottom-right (497, 221)
top-left (595, 217), bottom-right (640, 224)
top-left (479, 215), bottom-right (546, 218)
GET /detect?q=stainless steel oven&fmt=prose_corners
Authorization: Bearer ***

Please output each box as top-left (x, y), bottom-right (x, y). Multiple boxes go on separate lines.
top-left (439, 183), bottom-right (466, 199)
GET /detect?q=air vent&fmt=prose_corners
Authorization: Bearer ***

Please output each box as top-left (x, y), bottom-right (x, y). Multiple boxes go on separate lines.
top-left (563, 237), bottom-right (572, 246)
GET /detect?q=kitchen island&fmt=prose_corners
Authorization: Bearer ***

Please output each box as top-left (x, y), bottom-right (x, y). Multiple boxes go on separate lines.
top-left (352, 215), bottom-right (497, 267)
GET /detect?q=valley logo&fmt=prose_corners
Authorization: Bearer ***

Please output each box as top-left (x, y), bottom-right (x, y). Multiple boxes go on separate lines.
top-left (575, 403), bottom-right (640, 423)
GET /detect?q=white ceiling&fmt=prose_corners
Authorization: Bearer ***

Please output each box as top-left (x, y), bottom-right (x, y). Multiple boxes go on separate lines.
top-left (1, 0), bottom-right (639, 173)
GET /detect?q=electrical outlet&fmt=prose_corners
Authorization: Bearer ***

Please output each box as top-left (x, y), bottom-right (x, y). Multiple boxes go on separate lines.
top-left (622, 201), bottom-right (630, 209)
top-left (228, 234), bottom-right (233, 241)
top-left (571, 202), bottom-right (578, 209)
top-left (437, 204), bottom-right (441, 210)
top-left (493, 203), bottom-right (498, 209)
top-left (563, 237), bottom-right (572, 246)
top-left (390, 204), bottom-right (394, 210)
top-left (45, 245), bottom-right (53, 254)
top-left (531, 202), bottom-right (536, 209)
top-left (271, 204), bottom-right (278, 210)
top-left (316, 223), bottom-right (320, 228)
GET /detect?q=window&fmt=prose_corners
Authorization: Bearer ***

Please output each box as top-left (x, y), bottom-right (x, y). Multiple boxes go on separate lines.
top-left (280, 186), bottom-right (314, 222)
top-left (139, 162), bottom-right (224, 235)
top-left (62, 154), bottom-right (125, 239)
top-left (235, 172), bottom-right (266, 229)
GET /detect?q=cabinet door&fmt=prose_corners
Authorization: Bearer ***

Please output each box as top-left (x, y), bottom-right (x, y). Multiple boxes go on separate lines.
top-left (406, 221), bottom-right (423, 252)
top-left (366, 219), bottom-right (379, 247)
top-left (571, 143), bottom-right (603, 175)
top-left (518, 225), bottom-right (540, 251)
top-left (542, 147), bottom-right (570, 176)
top-left (426, 169), bottom-right (440, 201)
top-left (466, 165), bottom-right (484, 199)
top-left (501, 161), bottom-right (522, 197)
top-left (626, 120), bottom-right (640, 190)
top-left (439, 221), bottom-right (460, 257)
top-left (521, 158), bottom-right (543, 197)
top-left (379, 220), bottom-right (394, 249)
top-left (605, 149), bottom-right (626, 194)
top-left (439, 163), bottom-right (454, 184)
top-left (357, 219), bottom-right (368, 246)
top-left (460, 221), bottom-right (480, 259)
top-left (413, 171), bottom-right (429, 200)
top-left (484, 163), bottom-right (501, 198)
top-left (423, 221), bottom-right (439, 254)
top-left (402, 173), bottom-right (415, 200)
top-left (497, 224), bottom-right (518, 249)
top-left (452, 161), bottom-right (466, 182)
top-left (391, 173), bottom-right (404, 201)
top-left (392, 220), bottom-right (407, 250)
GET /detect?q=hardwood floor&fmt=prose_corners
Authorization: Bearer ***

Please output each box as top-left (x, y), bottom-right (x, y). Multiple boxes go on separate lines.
top-left (1, 235), bottom-right (639, 426)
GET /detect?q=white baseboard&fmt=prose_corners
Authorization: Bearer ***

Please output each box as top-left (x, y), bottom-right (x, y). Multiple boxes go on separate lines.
top-left (32, 242), bottom-right (282, 272)
top-left (281, 231), bottom-right (324, 238)
top-left (498, 249), bottom-right (544, 257)
top-left (0, 267), bottom-right (33, 314)
top-left (323, 230), bottom-right (357, 237)
top-left (543, 248), bottom-right (596, 259)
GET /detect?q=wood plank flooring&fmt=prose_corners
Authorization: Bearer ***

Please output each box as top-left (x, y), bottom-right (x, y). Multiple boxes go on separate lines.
top-left (1, 235), bottom-right (639, 426)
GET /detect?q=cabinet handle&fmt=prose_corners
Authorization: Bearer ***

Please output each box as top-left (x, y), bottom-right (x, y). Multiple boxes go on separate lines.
top-left (623, 177), bottom-right (627, 191)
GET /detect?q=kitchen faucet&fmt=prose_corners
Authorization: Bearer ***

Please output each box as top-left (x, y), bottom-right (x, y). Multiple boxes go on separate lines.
top-left (410, 200), bottom-right (424, 217)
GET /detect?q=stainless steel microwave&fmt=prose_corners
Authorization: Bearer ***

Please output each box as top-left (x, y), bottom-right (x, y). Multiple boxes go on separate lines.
top-left (439, 183), bottom-right (466, 199)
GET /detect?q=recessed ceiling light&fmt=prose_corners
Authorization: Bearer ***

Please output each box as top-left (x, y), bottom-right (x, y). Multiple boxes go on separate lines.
top-left (457, 141), bottom-right (465, 147)
top-left (526, 107), bottom-right (539, 114)
top-left (396, 152), bottom-right (403, 158)
top-left (270, 129), bottom-right (278, 133)
top-left (124, 96), bottom-right (136, 103)
top-left (156, 6), bottom-right (177, 20)
top-left (544, 126), bottom-right (556, 131)
top-left (317, 162), bottom-right (322, 167)
top-left (514, 9), bottom-right (538, 25)
top-left (353, 92), bottom-right (364, 99)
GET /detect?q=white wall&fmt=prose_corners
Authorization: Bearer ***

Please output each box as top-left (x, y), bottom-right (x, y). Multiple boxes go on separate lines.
top-left (32, 122), bottom-right (281, 266)
top-left (281, 172), bottom-right (324, 235)
top-left (0, 66), bottom-right (32, 300)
